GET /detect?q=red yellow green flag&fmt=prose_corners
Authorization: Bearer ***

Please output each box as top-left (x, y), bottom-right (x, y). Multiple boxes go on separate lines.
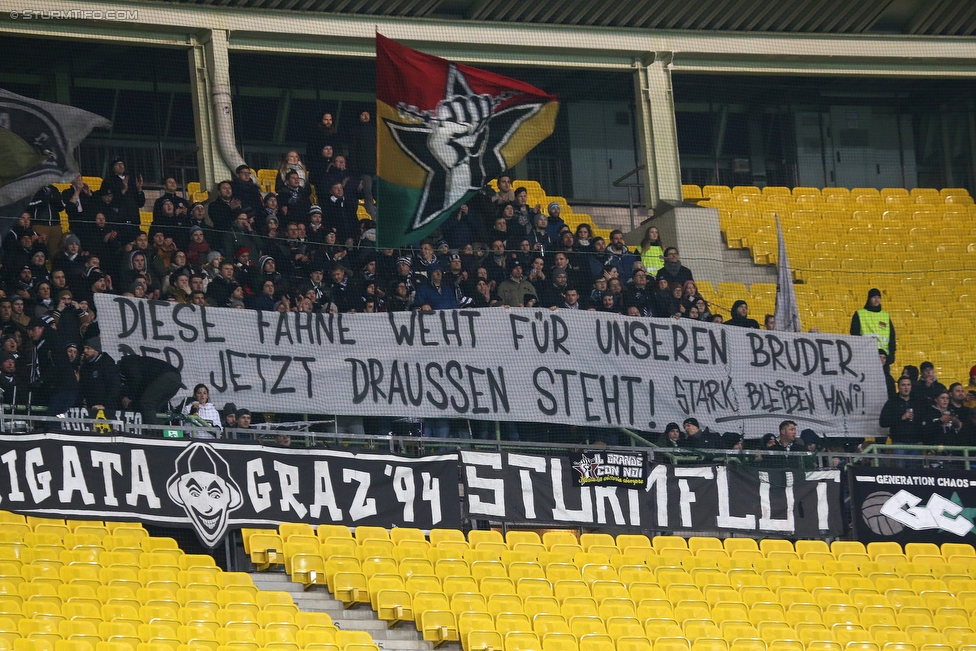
top-left (375, 33), bottom-right (559, 248)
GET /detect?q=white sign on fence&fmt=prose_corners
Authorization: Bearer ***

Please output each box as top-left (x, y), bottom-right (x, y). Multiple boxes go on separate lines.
top-left (95, 296), bottom-right (887, 436)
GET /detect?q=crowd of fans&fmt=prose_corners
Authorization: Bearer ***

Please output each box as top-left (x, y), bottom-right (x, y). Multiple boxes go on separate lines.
top-left (1, 108), bottom-right (972, 452)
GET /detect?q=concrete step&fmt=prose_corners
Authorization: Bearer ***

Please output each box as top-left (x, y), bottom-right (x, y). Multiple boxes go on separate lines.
top-left (367, 638), bottom-right (431, 648)
top-left (294, 603), bottom-right (379, 620)
top-left (719, 246), bottom-right (777, 288)
top-left (249, 572), bottom-right (431, 649)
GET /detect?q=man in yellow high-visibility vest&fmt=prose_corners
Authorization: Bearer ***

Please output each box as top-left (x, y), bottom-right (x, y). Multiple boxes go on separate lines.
top-left (850, 288), bottom-right (896, 365)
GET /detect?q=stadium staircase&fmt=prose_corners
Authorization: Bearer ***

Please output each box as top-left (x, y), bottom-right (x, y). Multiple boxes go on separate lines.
top-left (244, 523), bottom-right (976, 651)
top-left (8, 509), bottom-right (976, 651)
top-left (687, 183), bottom-right (976, 383)
top-left (248, 573), bottom-right (443, 651)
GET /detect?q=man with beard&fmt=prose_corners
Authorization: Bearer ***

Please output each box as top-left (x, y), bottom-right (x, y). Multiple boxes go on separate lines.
top-left (208, 181), bottom-right (246, 232)
top-left (949, 382), bottom-right (976, 445)
top-left (231, 165), bottom-right (264, 216)
top-left (537, 268), bottom-right (570, 308)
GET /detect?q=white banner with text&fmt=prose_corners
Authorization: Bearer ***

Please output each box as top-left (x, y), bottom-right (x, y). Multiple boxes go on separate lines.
top-left (95, 296), bottom-right (887, 436)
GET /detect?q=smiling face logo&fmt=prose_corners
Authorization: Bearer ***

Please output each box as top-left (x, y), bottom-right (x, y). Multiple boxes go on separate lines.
top-left (166, 443), bottom-right (243, 547)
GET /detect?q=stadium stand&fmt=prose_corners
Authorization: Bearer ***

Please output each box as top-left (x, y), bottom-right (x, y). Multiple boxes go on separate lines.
top-left (691, 185), bottom-right (976, 382)
top-left (236, 524), bottom-right (976, 651)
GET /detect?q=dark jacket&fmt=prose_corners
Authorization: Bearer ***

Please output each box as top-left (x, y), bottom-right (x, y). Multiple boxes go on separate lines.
top-left (347, 120), bottom-right (377, 175)
top-left (61, 187), bottom-right (96, 228)
top-left (207, 198), bottom-right (245, 233)
top-left (79, 352), bottom-right (121, 410)
top-left (231, 178), bottom-right (264, 217)
top-left (100, 174), bottom-right (146, 226)
top-left (879, 394), bottom-right (920, 444)
top-left (28, 331), bottom-right (78, 396)
top-left (220, 224), bottom-right (263, 261)
top-left (118, 355), bottom-right (180, 402)
top-left (415, 282), bottom-right (459, 311)
top-left (206, 276), bottom-right (238, 308)
top-left (656, 264), bottom-right (694, 287)
top-left (323, 195), bottom-right (359, 246)
top-left (728, 301), bottom-right (761, 329)
top-left (152, 192), bottom-right (189, 221)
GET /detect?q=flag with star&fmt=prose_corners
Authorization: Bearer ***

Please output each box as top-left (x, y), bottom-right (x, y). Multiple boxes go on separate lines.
top-left (375, 33), bottom-right (559, 248)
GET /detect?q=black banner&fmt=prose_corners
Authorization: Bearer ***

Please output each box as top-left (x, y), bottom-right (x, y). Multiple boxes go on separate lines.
top-left (462, 451), bottom-right (842, 536)
top-left (850, 467), bottom-right (976, 544)
top-left (62, 408), bottom-right (143, 432)
top-left (0, 433), bottom-right (461, 547)
top-left (570, 450), bottom-right (646, 487)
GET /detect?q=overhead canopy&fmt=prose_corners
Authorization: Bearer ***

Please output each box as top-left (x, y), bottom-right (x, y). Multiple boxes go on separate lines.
top-left (132, 0), bottom-right (976, 36)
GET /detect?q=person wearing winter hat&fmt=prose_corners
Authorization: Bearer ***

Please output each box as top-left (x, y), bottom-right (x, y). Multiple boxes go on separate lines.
top-left (727, 299), bottom-right (760, 328)
top-left (915, 360), bottom-right (947, 400)
top-left (52, 234), bottom-right (85, 279)
top-left (656, 422), bottom-right (682, 449)
top-left (26, 315), bottom-right (78, 417)
top-left (682, 416), bottom-right (718, 447)
top-left (222, 402), bottom-right (238, 429)
top-left (722, 432), bottom-right (744, 451)
top-left (544, 201), bottom-right (567, 240)
top-left (851, 288), bottom-right (895, 365)
top-left (497, 257), bottom-right (536, 307)
top-left (0, 351), bottom-right (22, 403)
top-left (186, 225), bottom-right (211, 266)
top-left (800, 428), bottom-right (823, 451)
top-left (80, 336), bottom-right (121, 411)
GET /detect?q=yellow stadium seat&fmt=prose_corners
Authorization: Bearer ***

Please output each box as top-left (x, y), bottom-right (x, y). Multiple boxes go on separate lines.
top-left (468, 530), bottom-right (503, 547)
top-left (689, 538), bottom-right (723, 554)
top-left (468, 631), bottom-right (503, 651)
top-left (420, 607), bottom-right (459, 645)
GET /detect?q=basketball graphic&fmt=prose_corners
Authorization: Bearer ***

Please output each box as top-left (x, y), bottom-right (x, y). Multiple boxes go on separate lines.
top-left (861, 491), bottom-right (903, 536)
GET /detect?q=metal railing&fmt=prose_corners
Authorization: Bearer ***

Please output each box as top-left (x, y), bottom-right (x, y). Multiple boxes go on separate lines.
top-left (862, 443), bottom-right (976, 470)
top-left (612, 164), bottom-right (645, 230)
top-left (5, 410), bottom-right (975, 469)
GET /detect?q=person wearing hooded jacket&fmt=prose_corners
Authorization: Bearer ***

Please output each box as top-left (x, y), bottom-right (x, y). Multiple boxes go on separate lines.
top-left (851, 288), bottom-right (896, 365)
top-left (79, 337), bottom-right (121, 411)
top-left (728, 300), bottom-right (761, 328)
top-left (119, 250), bottom-right (150, 290)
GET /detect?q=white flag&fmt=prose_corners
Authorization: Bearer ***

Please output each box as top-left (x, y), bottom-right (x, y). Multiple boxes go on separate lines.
top-left (0, 88), bottom-right (110, 206)
top-left (774, 214), bottom-right (802, 332)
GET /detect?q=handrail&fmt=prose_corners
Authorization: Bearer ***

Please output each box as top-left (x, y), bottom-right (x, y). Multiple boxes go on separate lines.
top-left (618, 427), bottom-right (655, 448)
top-left (862, 443), bottom-right (974, 470)
top-left (612, 164), bottom-right (646, 187)
top-left (7, 411), bottom-right (976, 468)
top-left (612, 164), bottom-right (646, 231)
